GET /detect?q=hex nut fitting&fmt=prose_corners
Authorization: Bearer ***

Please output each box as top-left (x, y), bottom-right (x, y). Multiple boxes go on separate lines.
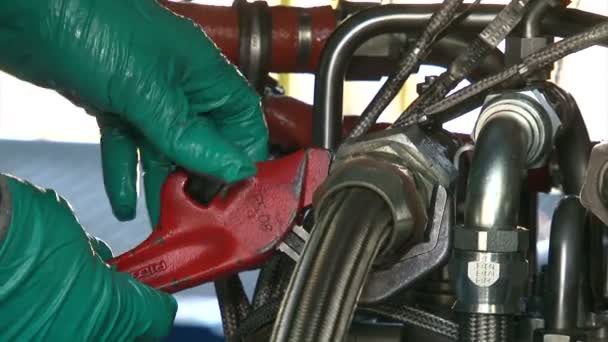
top-left (450, 250), bottom-right (529, 314)
top-left (454, 226), bottom-right (529, 253)
top-left (581, 142), bottom-right (608, 226)
top-left (336, 126), bottom-right (457, 189)
top-left (474, 88), bottom-right (562, 169)
top-left (313, 155), bottom-right (428, 260)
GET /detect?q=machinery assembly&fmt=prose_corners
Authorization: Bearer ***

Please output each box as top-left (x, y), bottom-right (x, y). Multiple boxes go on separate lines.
top-left (8, 0), bottom-right (608, 341)
top-left (101, 0), bottom-right (608, 341)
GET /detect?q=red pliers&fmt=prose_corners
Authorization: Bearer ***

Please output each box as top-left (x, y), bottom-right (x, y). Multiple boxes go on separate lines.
top-left (108, 149), bottom-right (331, 293)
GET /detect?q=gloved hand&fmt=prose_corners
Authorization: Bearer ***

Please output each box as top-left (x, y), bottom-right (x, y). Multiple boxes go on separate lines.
top-left (0, 0), bottom-right (269, 225)
top-left (0, 175), bottom-right (177, 340)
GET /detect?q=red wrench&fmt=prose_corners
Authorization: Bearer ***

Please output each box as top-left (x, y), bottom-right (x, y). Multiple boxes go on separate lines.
top-left (108, 149), bottom-right (331, 293)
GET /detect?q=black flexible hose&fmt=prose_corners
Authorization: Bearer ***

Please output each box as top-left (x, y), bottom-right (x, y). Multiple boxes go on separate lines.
top-left (233, 298), bottom-right (460, 341)
top-left (393, 0), bottom-right (532, 126)
top-left (359, 304), bottom-right (459, 340)
top-left (215, 275), bottom-right (252, 342)
top-left (404, 19), bottom-right (608, 127)
top-left (270, 189), bottom-right (392, 342)
top-left (346, 0), bottom-right (465, 140)
top-left (461, 314), bottom-right (513, 342)
top-left (548, 85), bottom-right (591, 195)
top-left (545, 197), bottom-right (586, 331)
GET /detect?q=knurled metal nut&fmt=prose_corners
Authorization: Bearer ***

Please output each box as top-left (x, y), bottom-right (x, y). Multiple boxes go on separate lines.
top-left (454, 226), bottom-right (529, 253)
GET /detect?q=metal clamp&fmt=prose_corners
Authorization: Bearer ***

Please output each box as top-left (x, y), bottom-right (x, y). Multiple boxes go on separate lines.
top-left (235, 0), bottom-right (271, 91)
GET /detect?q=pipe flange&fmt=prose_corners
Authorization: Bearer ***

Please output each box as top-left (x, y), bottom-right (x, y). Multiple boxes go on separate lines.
top-left (313, 155), bottom-right (428, 260)
top-left (474, 89), bottom-right (562, 169)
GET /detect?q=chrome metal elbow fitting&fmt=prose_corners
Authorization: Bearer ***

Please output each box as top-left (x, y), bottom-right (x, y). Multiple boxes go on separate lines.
top-left (474, 88), bottom-right (562, 169)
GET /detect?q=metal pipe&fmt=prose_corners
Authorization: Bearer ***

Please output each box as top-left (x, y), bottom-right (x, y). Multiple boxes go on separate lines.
top-left (312, 4), bottom-right (508, 149)
top-left (545, 197), bottom-right (586, 331)
top-left (464, 116), bottom-right (529, 230)
top-left (553, 89), bottom-right (591, 195)
top-left (523, 0), bottom-right (555, 38)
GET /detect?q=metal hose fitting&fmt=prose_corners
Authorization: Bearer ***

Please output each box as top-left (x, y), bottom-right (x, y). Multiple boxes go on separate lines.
top-left (450, 89), bottom-right (561, 342)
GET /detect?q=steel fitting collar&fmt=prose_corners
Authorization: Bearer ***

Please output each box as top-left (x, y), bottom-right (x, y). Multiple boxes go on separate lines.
top-left (337, 127), bottom-right (457, 189)
top-left (474, 89), bottom-right (562, 169)
top-left (449, 250), bottom-right (529, 314)
top-left (454, 226), bottom-right (529, 253)
top-left (313, 155), bottom-right (428, 260)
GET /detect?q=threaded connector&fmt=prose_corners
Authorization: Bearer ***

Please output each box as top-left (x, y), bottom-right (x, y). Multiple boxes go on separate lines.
top-left (461, 313), bottom-right (513, 342)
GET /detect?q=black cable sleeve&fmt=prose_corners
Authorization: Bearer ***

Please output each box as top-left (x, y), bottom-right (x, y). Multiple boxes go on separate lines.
top-left (404, 19), bottom-right (608, 127)
top-left (359, 304), bottom-right (459, 340)
top-left (461, 314), bottom-right (513, 342)
top-left (347, 0), bottom-right (466, 139)
top-left (215, 275), bottom-right (252, 342)
top-left (393, 0), bottom-right (533, 127)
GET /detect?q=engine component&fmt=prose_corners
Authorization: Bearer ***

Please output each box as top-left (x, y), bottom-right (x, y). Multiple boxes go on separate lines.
top-left (450, 88), bottom-right (561, 341)
top-left (395, 0), bottom-right (533, 126)
top-left (536, 197), bottom-right (586, 339)
top-left (347, 0), bottom-right (466, 140)
top-left (311, 4), bottom-right (506, 150)
top-left (272, 127), bottom-right (446, 341)
top-left (408, 19), bottom-right (608, 127)
top-left (329, 127), bottom-right (457, 302)
top-left (581, 143), bottom-right (608, 226)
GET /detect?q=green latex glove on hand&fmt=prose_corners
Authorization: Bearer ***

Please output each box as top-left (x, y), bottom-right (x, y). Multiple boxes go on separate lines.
top-left (0, 175), bottom-right (177, 340)
top-left (0, 0), bottom-right (269, 225)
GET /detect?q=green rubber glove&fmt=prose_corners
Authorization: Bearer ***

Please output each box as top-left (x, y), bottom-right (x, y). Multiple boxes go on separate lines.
top-left (0, 0), bottom-right (269, 225)
top-left (0, 174), bottom-right (177, 340)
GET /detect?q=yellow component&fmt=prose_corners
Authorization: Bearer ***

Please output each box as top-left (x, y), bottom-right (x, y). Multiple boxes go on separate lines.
top-left (277, 0), bottom-right (293, 93)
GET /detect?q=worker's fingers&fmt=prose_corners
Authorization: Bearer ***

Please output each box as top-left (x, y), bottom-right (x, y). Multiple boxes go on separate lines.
top-left (189, 84), bottom-right (269, 163)
top-left (181, 32), bottom-right (269, 163)
top-left (127, 87), bottom-right (256, 183)
top-left (87, 235), bottom-right (114, 262)
top-left (110, 271), bottom-right (178, 340)
top-left (139, 141), bottom-right (174, 227)
top-left (97, 117), bottom-right (139, 221)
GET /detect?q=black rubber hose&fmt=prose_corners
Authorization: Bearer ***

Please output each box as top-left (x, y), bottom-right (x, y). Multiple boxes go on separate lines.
top-left (359, 304), bottom-right (459, 341)
top-left (461, 314), bottom-right (513, 342)
top-left (215, 275), bottom-right (252, 342)
top-left (251, 254), bottom-right (295, 310)
top-left (346, 0), bottom-right (466, 140)
top-left (270, 189), bottom-right (393, 342)
top-left (234, 298), bottom-right (460, 341)
top-left (545, 197), bottom-right (586, 331)
top-left (411, 19), bottom-right (608, 127)
top-left (550, 86), bottom-right (592, 195)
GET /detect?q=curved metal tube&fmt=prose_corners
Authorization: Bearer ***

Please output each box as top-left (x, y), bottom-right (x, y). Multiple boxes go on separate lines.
top-left (312, 4), bottom-right (607, 149)
top-left (545, 197), bottom-right (586, 331)
top-left (523, 0), bottom-right (555, 38)
top-left (554, 89), bottom-right (591, 195)
top-left (312, 4), bottom-right (503, 149)
top-left (464, 116), bottom-right (529, 229)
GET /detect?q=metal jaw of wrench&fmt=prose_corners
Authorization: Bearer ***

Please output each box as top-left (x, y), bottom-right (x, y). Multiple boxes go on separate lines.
top-left (108, 148), bottom-right (331, 293)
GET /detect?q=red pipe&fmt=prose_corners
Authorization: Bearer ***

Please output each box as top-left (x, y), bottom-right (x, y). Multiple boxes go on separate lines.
top-left (159, 1), bottom-right (337, 73)
top-left (263, 96), bottom-right (389, 150)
